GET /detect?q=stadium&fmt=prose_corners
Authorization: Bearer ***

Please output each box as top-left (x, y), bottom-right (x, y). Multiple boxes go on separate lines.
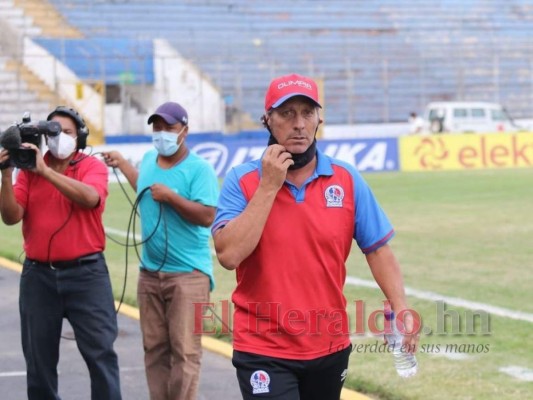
top-left (0, 1), bottom-right (532, 399)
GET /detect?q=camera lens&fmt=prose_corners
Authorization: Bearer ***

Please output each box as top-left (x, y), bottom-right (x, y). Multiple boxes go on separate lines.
top-left (47, 121), bottom-right (62, 137)
top-left (12, 148), bottom-right (36, 169)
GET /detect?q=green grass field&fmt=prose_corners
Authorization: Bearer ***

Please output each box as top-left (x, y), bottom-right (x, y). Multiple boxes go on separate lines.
top-left (1, 168), bottom-right (532, 399)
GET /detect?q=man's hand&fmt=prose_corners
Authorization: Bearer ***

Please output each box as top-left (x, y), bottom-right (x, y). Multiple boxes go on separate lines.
top-left (398, 309), bottom-right (421, 353)
top-left (102, 150), bottom-right (138, 191)
top-left (150, 183), bottom-right (174, 203)
top-left (102, 151), bottom-right (126, 168)
top-left (260, 144), bottom-right (294, 191)
top-left (0, 149), bottom-right (13, 174)
top-left (20, 143), bottom-right (47, 176)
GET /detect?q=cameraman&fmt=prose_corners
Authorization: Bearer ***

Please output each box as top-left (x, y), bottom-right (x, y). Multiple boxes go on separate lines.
top-left (0, 107), bottom-right (122, 399)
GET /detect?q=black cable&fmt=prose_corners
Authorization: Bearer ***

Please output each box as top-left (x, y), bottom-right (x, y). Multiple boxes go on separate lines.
top-left (45, 160), bottom-right (80, 341)
top-left (46, 205), bottom-right (74, 264)
top-left (68, 147), bottom-right (100, 166)
top-left (132, 190), bottom-right (168, 273)
top-left (115, 186), bottom-right (165, 313)
top-left (111, 167), bottom-right (137, 214)
top-left (115, 187), bottom-right (150, 314)
top-left (104, 165), bottom-right (144, 247)
top-left (46, 157), bottom-right (82, 263)
top-left (105, 185), bottom-right (160, 247)
top-left (135, 202), bottom-right (169, 274)
top-left (131, 189), bottom-right (148, 264)
top-left (112, 182), bottom-right (230, 334)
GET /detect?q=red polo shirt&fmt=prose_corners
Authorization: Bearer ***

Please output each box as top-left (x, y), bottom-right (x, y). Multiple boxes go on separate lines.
top-left (13, 153), bottom-right (108, 261)
top-left (213, 150), bottom-right (394, 360)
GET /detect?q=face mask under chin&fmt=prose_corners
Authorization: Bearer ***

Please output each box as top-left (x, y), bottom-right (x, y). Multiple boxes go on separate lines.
top-left (267, 134), bottom-right (317, 170)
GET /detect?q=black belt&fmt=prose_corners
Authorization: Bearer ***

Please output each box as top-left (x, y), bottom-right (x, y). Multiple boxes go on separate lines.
top-left (28, 252), bottom-right (103, 270)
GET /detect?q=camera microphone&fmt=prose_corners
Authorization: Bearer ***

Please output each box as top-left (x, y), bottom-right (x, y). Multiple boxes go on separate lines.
top-left (0, 126), bottom-right (29, 170)
top-left (0, 126), bottom-right (22, 150)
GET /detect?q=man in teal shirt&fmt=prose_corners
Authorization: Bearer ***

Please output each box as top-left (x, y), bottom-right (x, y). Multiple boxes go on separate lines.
top-left (103, 102), bottom-right (219, 400)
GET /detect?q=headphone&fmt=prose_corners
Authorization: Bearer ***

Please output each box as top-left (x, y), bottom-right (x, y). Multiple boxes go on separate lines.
top-left (47, 106), bottom-right (89, 150)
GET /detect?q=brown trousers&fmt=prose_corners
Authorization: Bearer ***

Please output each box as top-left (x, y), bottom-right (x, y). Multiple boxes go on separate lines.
top-left (138, 269), bottom-right (210, 400)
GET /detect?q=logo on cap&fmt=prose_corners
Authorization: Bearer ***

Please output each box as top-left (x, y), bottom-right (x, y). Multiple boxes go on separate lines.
top-left (264, 73), bottom-right (321, 110)
top-left (277, 80), bottom-right (313, 91)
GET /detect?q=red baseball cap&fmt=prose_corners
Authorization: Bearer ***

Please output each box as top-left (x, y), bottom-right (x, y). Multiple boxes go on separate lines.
top-left (264, 73), bottom-right (321, 111)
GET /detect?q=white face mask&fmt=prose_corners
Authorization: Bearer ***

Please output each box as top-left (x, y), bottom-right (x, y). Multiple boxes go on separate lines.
top-left (47, 132), bottom-right (77, 160)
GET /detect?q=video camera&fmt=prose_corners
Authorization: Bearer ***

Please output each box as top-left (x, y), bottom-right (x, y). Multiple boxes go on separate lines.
top-left (0, 112), bottom-right (61, 169)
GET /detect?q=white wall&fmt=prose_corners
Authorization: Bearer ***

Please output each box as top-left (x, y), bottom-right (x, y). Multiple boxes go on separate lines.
top-left (152, 39), bottom-right (225, 133)
top-left (23, 38), bottom-right (103, 131)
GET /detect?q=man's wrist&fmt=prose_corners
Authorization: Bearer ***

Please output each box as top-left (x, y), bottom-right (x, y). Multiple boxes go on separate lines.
top-left (1, 172), bottom-right (13, 182)
top-left (39, 166), bottom-right (54, 179)
top-left (257, 180), bottom-right (281, 198)
top-left (114, 158), bottom-right (126, 170)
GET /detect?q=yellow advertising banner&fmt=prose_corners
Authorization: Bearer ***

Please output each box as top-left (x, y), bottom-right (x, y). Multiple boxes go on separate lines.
top-left (400, 133), bottom-right (533, 171)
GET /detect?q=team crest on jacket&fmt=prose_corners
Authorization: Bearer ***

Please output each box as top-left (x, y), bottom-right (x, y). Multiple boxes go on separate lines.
top-left (325, 185), bottom-right (344, 207)
top-left (250, 370), bottom-right (270, 394)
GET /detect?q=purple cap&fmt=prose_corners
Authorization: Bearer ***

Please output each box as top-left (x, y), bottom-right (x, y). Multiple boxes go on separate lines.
top-left (147, 102), bottom-right (188, 126)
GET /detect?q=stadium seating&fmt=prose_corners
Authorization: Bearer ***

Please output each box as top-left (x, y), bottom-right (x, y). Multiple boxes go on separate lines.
top-left (0, 56), bottom-right (51, 129)
top-left (34, 38), bottom-right (155, 85)
top-left (21, 1), bottom-right (533, 124)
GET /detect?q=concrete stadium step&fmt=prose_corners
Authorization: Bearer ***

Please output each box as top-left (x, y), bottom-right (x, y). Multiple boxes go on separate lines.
top-left (13, 0), bottom-right (82, 38)
top-left (0, 59), bottom-right (53, 128)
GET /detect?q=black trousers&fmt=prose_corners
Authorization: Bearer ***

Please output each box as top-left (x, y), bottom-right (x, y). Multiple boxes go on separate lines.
top-left (20, 254), bottom-right (122, 400)
top-left (233, 345), bottom-right (351, 400)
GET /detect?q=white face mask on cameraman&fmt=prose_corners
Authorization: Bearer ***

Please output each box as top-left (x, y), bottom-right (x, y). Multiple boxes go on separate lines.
top-left (47, 132), bottom-right (77, 160)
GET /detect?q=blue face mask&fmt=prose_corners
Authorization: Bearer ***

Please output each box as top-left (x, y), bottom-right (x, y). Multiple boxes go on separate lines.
top-left (152, 128), bottom-right (184, 156)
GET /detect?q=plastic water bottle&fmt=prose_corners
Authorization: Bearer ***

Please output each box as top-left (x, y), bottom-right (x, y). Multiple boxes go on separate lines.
top-left (384, 311), bottom-right (418, 378)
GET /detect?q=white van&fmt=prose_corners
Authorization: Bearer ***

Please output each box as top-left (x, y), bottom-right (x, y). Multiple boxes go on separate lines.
top-left (422, 101), bottom-right (524, 134)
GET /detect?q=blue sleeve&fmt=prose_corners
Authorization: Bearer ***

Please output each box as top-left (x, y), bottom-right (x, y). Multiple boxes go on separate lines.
top-left (211, 167), bottom-right (248, 234)
top-left (353, 171), bottom-right (394, 254)
top-left (190, 160), bottom-right (219, 207)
